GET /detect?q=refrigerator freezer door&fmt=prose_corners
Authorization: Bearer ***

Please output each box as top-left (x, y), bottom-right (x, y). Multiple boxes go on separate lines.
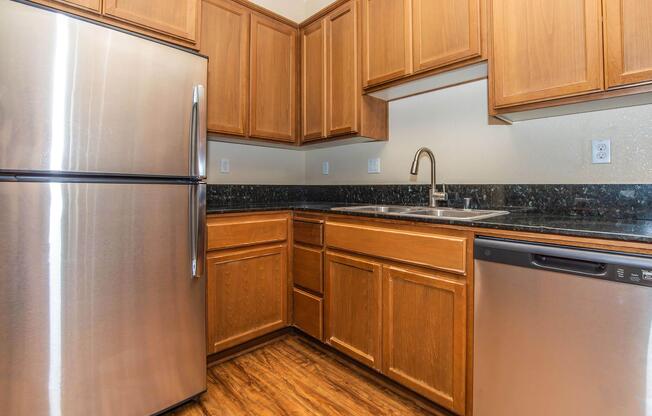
top-left (0, 0), bottom-right (207, 178)
top-left (0, 181), bottom-right (206, 416)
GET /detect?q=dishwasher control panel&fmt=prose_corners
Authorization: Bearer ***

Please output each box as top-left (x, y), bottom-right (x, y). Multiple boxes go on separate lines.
top-left (476, 237), bottom-right (652, 289)
top-left (614, 266), bottom-right (652, 285)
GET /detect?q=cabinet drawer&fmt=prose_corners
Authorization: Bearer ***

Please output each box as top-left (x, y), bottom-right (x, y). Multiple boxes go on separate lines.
top-left (207, 215), bottom-right (288, 251)
top-left (294, 220), bottom-right (323, 246)
top-left (325, 222), bottom-right (468, 275)
top-left (293, 245), bottom-right (323, 294)
top-left (293, 288), bottom-right (323, 340)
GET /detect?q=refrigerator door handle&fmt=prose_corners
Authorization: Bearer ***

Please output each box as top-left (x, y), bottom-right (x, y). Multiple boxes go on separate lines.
top-left (190, 183), bottom-right (207, 279)
top-left (190, 85), bottom-right (207, 180)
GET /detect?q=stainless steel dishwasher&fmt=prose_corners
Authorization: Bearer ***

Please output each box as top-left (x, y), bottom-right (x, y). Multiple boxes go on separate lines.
top-left (474, 237), bottom-right (652, 416)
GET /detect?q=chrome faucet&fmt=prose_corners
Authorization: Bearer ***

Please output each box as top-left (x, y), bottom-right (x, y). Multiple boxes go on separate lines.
top-left (410, 147), bottom-right (448, 208)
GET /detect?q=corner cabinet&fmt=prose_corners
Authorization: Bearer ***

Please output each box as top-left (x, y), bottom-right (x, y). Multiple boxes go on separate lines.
top-left (301, 0), bottom-right (388, 143)
top-left (250, 14), bottom-right (298, 142)
top-left (301, 19), bottom-right (327, 141)
top-left (490, 0), bottom-right (604, 108)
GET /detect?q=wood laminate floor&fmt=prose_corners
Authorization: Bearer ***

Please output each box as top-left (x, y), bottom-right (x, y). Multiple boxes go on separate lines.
top-left (168, 335), bottom-right (434, 416)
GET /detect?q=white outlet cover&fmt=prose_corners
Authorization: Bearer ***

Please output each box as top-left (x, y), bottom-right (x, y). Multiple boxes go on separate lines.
top-left (220, 158), bottom-right (230, 173)
top-left (592, 139), bottom-right (611, 164)
top-left (368, 158), bottom-right (381, 174)
top-left (322, 161), bottom-right (330, 175)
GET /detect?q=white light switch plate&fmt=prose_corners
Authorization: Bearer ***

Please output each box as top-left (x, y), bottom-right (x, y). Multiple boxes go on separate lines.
top-left (322, 161), bottom-right (330, 175)
top-left (368, 158), bottom-right (381, 174)
top-left (592, 139), bottom-right (611, 164)
top-left (220, 158), bottom-right (230, 173)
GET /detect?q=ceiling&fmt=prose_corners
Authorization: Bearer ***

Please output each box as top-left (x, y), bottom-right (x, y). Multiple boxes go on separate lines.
top-left (248, 0), bottom-right (338, 22)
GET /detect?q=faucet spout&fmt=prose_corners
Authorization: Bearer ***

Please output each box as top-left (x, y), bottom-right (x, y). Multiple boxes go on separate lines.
top-left (410, 147), bottom-right (448, 208)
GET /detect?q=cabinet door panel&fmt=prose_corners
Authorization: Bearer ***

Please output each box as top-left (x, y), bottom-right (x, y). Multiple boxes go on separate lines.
top-left (604, 0), bottom-right (652, 88)
top-left (490, 0), bottom-right (603, 107)
top-left (383, 266), bottom-right (467, 414)
top-left (325, 252), bottom-right (382, 369)
top-left (326, 1), bottom-right (358, 136)
top-left (207, 245), bottom-right (288, 354)
top-left (302, 20), bottom-right (326, 141)
top-left (103, 0), bottom-right (199, 42)
top-left (250, 14), bottom-right (297, 142)
top-left (361, 0), bottom-right (412, 87)
top-left (412, 0), bottom-right (481, 72)
top-left (201, 0), bottom-right (249, 136)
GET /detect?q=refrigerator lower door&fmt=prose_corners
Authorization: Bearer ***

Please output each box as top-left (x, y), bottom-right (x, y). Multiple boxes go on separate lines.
top-left (0, 181), bottom-right (206, 416)
top-left (0, 0), bottom-right (207, 179)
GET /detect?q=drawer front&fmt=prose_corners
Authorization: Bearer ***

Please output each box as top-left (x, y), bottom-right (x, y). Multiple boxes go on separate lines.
top-left (325, 222), bottom-right (468, 275)
top-left (207, 215), bottom-right (288, 251)
top-left (294, 220), bottom-right (324, 246)
top-left (293, 245), bottom-right (323, 294)
top-left (293, 288), bottom-right (323, 340)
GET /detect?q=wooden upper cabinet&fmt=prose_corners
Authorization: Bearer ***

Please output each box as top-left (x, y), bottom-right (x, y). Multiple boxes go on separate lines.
top-left (326, 1), bottom-right (359, 136)
top-left (201, 0), bottom-right (249, 136)
top-left (325, 252), bottom-right (382, 370)
top-left (383, 266), bottom-right (467, 414)
top-left (604, 0), bottom-right (652, 88)
top-left (103, 0), bottom-right (200, 43)
top-left (490, 0), bottom-right (604, 108)
top-left (52, 0), bottom-right (102, 13)
top-left (362, 0), bottom-right (412, 87)
top-left (412, 0), bottom-right (481, 73)
top-left (301, 20), bottom-right (326, 141)
top-left (250, 14), bottom-right (298, 142)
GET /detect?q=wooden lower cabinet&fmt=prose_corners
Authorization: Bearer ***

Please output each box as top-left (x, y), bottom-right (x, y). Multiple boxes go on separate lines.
top-left (293, 245), bottom-right (323, 293)
top-left (383, 266), bottom-right (467, 414)
top-left (324, 251), bottom-right (383, 370)
top-left (206, 244), bottom-right (288, 354)
top-left (293, 288), bottom-right (324, 340)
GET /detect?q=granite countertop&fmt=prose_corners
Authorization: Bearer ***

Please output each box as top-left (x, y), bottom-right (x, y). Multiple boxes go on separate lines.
top-left (207, 202), bottom-right (652, 244)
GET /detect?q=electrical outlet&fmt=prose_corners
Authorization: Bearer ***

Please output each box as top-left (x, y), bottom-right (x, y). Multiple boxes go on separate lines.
top-left (368, 158), bottom-right (381, 174)
top-left (220, 158), bottom-right (230, 173)
top-left (322, 161), bottom-right (330, 175)
top-left (592, 139), bottom-right (611, 164)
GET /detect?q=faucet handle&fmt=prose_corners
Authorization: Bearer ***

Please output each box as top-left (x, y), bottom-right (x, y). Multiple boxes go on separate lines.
top-left (435, 184), bottom-right (448, 201)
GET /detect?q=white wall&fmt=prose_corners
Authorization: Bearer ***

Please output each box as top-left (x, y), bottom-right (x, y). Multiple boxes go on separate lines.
top-left (304, 80), bottom-right (652, 185)
top-left (248, 0), bottom-right (337, 22)
top-left (207, 141), bottom-right (305, 184)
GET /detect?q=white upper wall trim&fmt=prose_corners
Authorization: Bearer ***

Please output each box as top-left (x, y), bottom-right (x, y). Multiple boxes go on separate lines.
top-left (248, 0), bottom-right (338, 22)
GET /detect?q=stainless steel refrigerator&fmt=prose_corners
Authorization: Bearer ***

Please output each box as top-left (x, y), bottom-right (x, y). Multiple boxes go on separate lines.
top-left (0, 1), bottom-right (208, 415)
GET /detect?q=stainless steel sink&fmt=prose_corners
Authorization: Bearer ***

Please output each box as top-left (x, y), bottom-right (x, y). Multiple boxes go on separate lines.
top-left (331, 205), bottom-right (509, 221)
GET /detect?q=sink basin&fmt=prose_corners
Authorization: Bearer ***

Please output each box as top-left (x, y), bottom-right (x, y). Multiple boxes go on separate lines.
top-left (331, 205), bottom-right (509, 221)
top-left (338, 205), bottom-right (414, 214)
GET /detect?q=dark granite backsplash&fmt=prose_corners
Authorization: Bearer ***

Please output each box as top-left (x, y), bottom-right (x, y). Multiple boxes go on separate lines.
top-left (207, 184), bottom-right (652, 220)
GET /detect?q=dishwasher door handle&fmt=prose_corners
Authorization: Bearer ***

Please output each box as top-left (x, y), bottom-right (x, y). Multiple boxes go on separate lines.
top-left (531, 254), bottom-right (608, 277)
